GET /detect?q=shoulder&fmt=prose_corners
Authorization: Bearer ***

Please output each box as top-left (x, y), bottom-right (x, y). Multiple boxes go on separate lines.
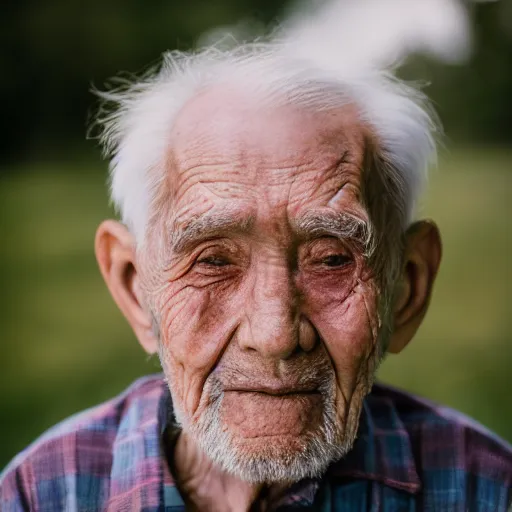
top-left (370, 383), bottom-right (512, 508)
top-left (370, 383), bottom-right (512, 466)
top-left (0, 374), bottom-right (166, 511)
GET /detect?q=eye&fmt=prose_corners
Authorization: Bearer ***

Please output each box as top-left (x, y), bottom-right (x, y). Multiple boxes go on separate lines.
top-left (197, 255), bottom-right (230, 267)
top-left (321, 253), bottom-right (353, 268)
top-left (301, 237), bottom-right (355, 271)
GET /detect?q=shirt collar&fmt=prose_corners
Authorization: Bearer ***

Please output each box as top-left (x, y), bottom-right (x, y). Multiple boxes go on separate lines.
top-left (157, 381), bottom-right (422, 505)
top-left (329, 385), bottom-right (422, 494)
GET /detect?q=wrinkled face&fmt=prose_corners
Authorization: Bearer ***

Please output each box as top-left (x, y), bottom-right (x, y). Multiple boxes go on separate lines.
top-left (142, 89), bottom-right (386, 483)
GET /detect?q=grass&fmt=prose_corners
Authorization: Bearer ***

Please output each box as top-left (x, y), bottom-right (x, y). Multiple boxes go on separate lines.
top-left (0, 148), bottom-right (511, 469)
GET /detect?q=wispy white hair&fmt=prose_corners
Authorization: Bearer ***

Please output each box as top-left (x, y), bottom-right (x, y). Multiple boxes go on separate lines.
top-left (94, 0), bottom-right (472, 244)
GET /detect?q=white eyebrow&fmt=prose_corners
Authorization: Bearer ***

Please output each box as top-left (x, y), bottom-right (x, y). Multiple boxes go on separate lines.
top-left (169, 208), bottom-right (371, 256)
top-left (294, 211), bottom-right (372, 251)
top-left (169, 210), bottom-right (255, 254)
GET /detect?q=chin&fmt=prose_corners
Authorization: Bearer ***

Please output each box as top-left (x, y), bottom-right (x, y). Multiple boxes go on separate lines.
top-left (211, 428), bottom-right (356, 484)
top-left (184, 388), bottom-right (362, 484)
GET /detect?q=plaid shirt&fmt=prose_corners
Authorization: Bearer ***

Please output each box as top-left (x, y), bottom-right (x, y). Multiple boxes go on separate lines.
top-left (1, 374), bottom-right (511, 511)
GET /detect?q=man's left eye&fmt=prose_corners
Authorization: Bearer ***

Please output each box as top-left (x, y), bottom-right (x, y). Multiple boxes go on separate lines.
top-left (321, 254), bottom-right (352, 267)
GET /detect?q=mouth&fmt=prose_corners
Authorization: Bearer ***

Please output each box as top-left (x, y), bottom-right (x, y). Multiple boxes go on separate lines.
top-left (224, 386), bottom-right (321, 397)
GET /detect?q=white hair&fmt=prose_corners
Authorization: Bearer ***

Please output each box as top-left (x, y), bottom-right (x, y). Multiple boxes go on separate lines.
top-left (94, 0), bottom-right (471, 244)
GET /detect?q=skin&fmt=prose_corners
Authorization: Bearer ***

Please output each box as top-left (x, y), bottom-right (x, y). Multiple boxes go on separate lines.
top-left (95, 87), bottom-right (442, 511)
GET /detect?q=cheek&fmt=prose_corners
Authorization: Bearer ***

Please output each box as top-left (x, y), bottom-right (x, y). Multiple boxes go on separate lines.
top-left (157, 280), bottom-right (242, 416)
top-left (300, 271), bottom-right (357, 308)
top-left (304, 274), bottom-right (380, 394)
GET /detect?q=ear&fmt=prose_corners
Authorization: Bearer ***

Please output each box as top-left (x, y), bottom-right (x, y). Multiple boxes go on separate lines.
top-left (95, 220), bottom-right (158, 354)
top-left (387, 220), bottom-right (442, 354)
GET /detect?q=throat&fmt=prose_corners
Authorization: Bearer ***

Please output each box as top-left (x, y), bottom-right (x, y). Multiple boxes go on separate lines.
top-left (168, 429), bottom-right (265, 512)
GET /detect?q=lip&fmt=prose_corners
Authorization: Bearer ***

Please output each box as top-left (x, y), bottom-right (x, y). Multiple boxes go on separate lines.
top-left (224, 386), bottom-right (320, 397)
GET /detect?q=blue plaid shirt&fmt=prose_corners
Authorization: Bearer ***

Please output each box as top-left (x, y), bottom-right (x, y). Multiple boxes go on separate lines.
top-left (1, 374), bottom-right (511, 510)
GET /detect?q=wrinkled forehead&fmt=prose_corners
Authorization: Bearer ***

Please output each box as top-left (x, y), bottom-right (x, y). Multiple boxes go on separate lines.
top-left (168, 85), bottom-right (370, 181)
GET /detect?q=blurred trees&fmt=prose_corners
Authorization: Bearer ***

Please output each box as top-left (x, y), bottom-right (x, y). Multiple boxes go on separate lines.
top-left (1, 0), bottom-right (511, 164)
top-left (420, 2), bottom-right (512, 143)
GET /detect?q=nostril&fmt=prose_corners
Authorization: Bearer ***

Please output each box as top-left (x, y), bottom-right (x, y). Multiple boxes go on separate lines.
top-left (299, 316), bottom-right (318, 353)
top-left (237, 297), bottom-right (304, 358)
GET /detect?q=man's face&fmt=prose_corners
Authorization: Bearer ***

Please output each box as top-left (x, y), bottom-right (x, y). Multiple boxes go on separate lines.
top-left (142, 89), bottom-right (385, 482)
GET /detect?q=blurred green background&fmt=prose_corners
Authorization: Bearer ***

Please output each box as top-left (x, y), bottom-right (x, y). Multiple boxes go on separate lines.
top-left (1, 1), bottom-right (511, 468)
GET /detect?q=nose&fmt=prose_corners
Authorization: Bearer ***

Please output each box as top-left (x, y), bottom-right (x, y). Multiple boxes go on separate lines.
top-left (238, 260), bottom-right (317, 359)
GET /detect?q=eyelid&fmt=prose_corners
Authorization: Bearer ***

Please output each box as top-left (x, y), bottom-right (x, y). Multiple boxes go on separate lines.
top-left (192, 240), bottom-right (232, 258)
top-left (193, 241), bottom-right (248, 269)
top-left (298, 238), bottom-right (358, 274)
top-left (302, 236), bottom-right (352, 256)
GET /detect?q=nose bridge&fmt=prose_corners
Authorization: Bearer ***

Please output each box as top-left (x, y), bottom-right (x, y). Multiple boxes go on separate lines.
top-left (244, 255), bottom-right (299, 358)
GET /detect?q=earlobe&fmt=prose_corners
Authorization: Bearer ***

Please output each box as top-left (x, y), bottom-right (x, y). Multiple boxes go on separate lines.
top-left (388, 220), bottom-right (442, 354)
top-left (95, 220), bottom-right (159, 354)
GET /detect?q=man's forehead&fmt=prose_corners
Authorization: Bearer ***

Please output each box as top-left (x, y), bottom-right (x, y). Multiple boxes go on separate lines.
top-left (168, 85), bottom-right (368, 174)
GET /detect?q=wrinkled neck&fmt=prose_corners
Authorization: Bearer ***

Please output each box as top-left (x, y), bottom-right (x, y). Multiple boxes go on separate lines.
top-left (167, 429), bottom-right (264, 511)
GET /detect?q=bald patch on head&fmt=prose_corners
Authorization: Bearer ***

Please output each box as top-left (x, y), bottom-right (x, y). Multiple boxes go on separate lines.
top-left (165, 85), bottom-right (373, 204)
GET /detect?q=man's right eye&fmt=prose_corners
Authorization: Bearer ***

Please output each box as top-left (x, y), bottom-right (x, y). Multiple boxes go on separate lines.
top-left (197, 256), bottom-right (230, 267)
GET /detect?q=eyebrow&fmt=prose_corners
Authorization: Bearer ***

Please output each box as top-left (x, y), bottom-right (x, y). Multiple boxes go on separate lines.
top-left (170, 208), bottom-right (371, 256)
top-left (294, 212), bottom-right (372, 252)
top-left (169, 210), bottom-right (255, 254)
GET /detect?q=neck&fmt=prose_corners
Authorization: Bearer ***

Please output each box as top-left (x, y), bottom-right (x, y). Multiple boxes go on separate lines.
top-left (169, 430), bottom-right (288, 512)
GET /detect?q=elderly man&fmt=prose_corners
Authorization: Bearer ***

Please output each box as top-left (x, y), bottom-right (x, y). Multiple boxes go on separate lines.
top-left (2, 3), bottom-right (512, 510)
